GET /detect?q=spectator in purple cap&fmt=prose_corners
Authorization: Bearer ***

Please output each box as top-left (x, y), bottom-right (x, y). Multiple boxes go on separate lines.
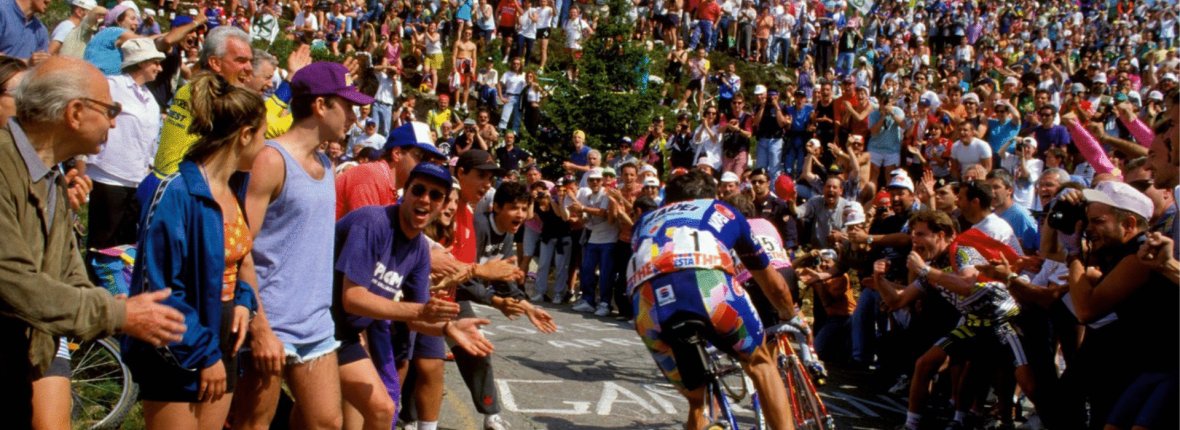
top-left (229, 61), bottom-right (373, 429)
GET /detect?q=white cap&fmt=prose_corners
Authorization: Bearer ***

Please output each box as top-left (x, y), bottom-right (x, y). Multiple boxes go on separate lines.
top-left (1149, 90), bottom-right (1165, 101)
top-left (1003, 76), bottom-right (1020, 86)
top-left (119, 0), bottom-right (140, 15)
top-left (720, 172), bottom-right (740, 183)
top-left (843, 202), bottom-right (867, 226)
top-left (806, 138), bottom-right (822, 148)
top-left (640, 164), bottom-right (658, 176)
top-left (1092, 73), bottom-right (1108, 84)
top-left (643, 176), bottom-right (661, 187)
top-left (120, 38), bottom-right (166, 69)
top-left (586, 168), bottom-right (604, 179)
top-left (1082, 181), bottom-right (1152, 221)
top-left (71, 0), bottom-right (96, 10)
top-left (962, 92), bottom-right (980, 104)
top-left (886, 174), bottom-right (915, 193)
top-left (753, 85), bottom-right (767, 95)
top-left (143, 8), bottom-right (156, 17)
top-left (697, 155), bottom-right (717, 167)
top-left (1163, 73), bottom-right (1178, 82)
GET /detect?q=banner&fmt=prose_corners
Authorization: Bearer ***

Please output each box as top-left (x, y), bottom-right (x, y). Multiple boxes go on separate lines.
top-left (848, 0), bottom-right (874, 15)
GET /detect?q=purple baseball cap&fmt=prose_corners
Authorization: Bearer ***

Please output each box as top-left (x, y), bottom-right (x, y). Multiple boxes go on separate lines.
top-left (290, 62), bottom-right (374, 106)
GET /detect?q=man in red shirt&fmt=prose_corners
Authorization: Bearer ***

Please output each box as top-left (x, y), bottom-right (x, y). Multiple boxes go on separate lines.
top-left (495, 0), bottom-right (522, 62)
top-left (335, 122), bottom-right (444, 219)
top-left (693, 0), bottom-right (722, 51)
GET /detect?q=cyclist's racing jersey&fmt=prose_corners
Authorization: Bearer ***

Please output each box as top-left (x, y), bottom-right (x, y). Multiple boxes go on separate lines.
top-left (734, 218), bottom-right (792, 285)
top-left (626, 198), bottom-right (771, 295)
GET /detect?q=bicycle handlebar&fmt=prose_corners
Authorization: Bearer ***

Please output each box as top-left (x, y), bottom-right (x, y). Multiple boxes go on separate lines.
top-left (765, 322), bottom-right (807, 336)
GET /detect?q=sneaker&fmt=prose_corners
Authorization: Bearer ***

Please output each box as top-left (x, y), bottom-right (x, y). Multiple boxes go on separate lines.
top-left (571, 301), bottom-right (595, 313)
top-left (529, 294), bottom-right (545, 303)
top-left (594, 302), bottom-right (611, 316)
top-left (551, 295), bottom-right (566, 305)
top-left (484, 414), bottom-right (510, 430)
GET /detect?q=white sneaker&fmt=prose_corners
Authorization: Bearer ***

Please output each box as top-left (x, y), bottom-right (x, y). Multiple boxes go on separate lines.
top-left (594, 302), bottom-right (611, 316)
top-left (529, 294), bottom-right (545, 302)
top-left (402, 422), bottom-right (418, 430)
top-left (571, 301), bottom-right (595, 312)
top-left (484, 414), bottom-right (510, 430)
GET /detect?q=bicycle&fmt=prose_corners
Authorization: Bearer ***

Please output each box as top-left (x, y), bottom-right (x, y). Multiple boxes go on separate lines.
top-left (70, 244), bottom-right (139, 429)
top-left (663, 318), bottom-right (751, 430)
top-left (69, 337), bottom-right (138, 429)
top-left (764, 323), bottom-right (835, 430)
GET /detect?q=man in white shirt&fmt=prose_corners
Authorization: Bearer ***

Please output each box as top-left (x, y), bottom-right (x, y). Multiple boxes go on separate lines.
top-left (950, 121), bottom-right (992, 179)
top-left (999, 137), bottom-right (1042, 210)
top-left (371, 68), bottom-right (397, 136)
top-left (49, 0), bottom-right (96, 54)
top-left (497, 57), bottom-right (526, 132)
top-left (957, 180), bottom-right (1024, 255)
top-left (350, 119), bottom-right (386, 153)
top-left (569, 168), bottom-right (621, 317)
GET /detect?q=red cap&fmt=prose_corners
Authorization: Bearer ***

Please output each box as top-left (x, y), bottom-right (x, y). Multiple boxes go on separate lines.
top-left (774, 174), bottom-right (796, 202)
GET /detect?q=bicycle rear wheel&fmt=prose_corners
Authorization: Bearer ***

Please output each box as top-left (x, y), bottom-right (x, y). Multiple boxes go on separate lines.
top-left (783, 342), bottom-right (832, 430)
top-left (70, 338), bottom-right (137, 429)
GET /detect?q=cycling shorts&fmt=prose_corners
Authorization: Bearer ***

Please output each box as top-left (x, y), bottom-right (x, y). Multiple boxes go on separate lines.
top-left (632, 269), bottom-right (764, 391)
top-left (935, 318), bottom-right (1028, 367)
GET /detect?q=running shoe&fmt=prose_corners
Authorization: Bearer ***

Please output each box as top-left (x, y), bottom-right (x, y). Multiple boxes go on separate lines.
top-left (484, 414), bottom-right (510, 430)
top-left (571, 301), bottom-right (595, 313)
top-left (594, 302), bottom-right (611, 316)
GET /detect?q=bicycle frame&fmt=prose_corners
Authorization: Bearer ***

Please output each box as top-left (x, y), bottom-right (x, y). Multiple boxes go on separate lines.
top-left (765, 323), bottom-right (835, 430)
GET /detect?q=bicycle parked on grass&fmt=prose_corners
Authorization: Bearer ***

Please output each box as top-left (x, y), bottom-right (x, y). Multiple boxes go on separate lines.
top-left (71, 245), bottom-right (140, 429)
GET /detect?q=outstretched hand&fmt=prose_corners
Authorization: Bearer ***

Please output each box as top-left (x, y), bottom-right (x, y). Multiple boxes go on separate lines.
top-left (447, 318), bottom-right (495, 357)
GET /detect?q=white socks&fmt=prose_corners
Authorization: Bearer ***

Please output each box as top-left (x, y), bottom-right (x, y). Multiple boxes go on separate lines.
top-left (418, 422), bottom-right (438, 430)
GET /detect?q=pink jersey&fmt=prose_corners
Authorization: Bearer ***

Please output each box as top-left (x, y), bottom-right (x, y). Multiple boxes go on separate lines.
top-left (733, 218), bottom-right (791, 284)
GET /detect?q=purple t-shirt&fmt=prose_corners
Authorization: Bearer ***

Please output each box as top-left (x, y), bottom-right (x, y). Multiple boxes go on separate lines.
top-left (332, 205), bottom-right (432, 342)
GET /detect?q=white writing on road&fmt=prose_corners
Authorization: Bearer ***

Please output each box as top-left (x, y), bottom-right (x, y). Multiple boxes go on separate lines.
top-left (498, 379), bottom-right (687, 416)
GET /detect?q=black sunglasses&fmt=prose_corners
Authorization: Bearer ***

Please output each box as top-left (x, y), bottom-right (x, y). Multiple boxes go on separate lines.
top-left (409, 183), bottom-right (446, 201)
top-left (82, 98), bottom-right (122, 119)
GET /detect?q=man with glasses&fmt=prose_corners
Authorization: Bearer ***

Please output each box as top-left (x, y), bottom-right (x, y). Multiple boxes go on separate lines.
top-left (332, 163), bottom-right (494, 429)
top-left (1, 56), bottom-right (186, 427)
top-left (749, 167), bottom-right (798, 249)
top-left (1026, 105), bottom-right (1071, 155)
top-left (570, 168), bottom-right (622, 317)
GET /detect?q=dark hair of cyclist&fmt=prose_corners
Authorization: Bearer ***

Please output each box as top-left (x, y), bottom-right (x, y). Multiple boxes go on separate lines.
top-left (664, 170), bottom-right (718, 203)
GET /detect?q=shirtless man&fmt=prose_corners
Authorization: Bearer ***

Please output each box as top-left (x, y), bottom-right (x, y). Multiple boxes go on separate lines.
top-left (452, 28), bottom-right (479, 112)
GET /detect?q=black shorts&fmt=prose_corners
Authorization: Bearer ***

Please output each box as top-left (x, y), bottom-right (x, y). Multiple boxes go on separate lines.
top-left (664, 13), bottom-right (680, 27)
top-left (688, 78), bottom-right (703, 91)
top-left (497, 26), bottom-right (516, 39)
top-left (537, 27), bottom-right (551, 39)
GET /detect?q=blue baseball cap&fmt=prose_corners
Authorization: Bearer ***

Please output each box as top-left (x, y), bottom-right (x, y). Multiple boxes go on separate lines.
top-left (406, 162), bottom-right (453, 189)
top-left (383, 122), bottom-right (446, 159)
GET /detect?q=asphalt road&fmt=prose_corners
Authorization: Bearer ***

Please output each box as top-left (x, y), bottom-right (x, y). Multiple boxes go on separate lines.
top-left (433, 300), bottom-right (910, 430)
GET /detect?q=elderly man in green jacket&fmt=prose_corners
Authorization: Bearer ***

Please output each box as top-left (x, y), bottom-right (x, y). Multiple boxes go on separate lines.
top-left (1, 56), bottom-right (186, 427)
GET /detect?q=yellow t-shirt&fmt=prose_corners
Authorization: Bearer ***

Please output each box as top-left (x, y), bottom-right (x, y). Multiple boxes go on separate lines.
top-left (265, 95), bottom-right (293, 139)
top-left (154, 84), bottom-right (197, 177)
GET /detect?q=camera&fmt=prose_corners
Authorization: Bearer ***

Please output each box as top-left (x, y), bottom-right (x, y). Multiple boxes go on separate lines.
top-left (1047, 198), bottom-right (1087, 234)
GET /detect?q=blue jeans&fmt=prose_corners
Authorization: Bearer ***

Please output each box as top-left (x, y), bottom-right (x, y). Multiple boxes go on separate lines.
top-left (579, 242), bottom-right (616, 307)
top-left (783, 136), bottom-right (805, 175)
top-left (770, 35), bottom-right (790, 66)
top-left (836, 51), bottom-right (856, 76)
top-left (850, 288), bottom-right (881, 364)
top-left (698, 20), bottom-right (716, 51)
top-left (371, 102), bottom-right (393, 137)
top-left (535, 236), bottom-right (572, 300)
top-left (755, 137), bottom-right (784, 179)
top-left (815, 316), bottom-right (851, 363)
top-left (497, 93), bottom-right (522, 132)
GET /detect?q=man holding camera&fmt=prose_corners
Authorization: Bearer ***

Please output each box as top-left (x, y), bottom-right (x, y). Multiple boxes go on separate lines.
top-left (1043, 180), bottom-right (1177, 429)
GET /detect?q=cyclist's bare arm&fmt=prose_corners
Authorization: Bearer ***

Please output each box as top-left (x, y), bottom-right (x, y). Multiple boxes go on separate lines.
top-left (750, 266), bottom-right (797, 321)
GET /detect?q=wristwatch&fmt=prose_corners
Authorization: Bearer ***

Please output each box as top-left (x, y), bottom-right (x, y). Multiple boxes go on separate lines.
top-left (917, 265), bottom-right (931, 280)
top-left (1006, 272), bottom-right (1020, 283)
top-left (866, 235), bottom-right (874, 245)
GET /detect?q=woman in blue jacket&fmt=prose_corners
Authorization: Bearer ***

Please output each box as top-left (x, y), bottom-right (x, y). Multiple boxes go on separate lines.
top-left (126, 73), bottom-right (265, 429)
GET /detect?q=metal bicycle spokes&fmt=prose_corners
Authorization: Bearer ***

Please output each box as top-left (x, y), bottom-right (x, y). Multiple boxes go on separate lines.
top-left (70, 338), bottom-right (137, 429)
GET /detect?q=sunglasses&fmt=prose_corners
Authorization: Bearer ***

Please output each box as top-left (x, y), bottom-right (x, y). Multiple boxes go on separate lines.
top-left (82, 98), bottom-right (122, 119)
top-left (750, 179), bottom-right (767, 185)
top-left (409, 183), bottom-right (446, 201)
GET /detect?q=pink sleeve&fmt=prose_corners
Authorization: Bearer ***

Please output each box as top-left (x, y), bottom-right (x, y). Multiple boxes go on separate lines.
top-left (1118, 115), bottom-right (1155, 148)
top-left (1065, 120), bottom-right (1116, 175)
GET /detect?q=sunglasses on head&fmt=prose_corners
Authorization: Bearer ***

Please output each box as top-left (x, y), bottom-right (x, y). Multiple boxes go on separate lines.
top-left (409, 183), bottom-right (446, 201)
top-left (82, 98), bottom-right (122, 119)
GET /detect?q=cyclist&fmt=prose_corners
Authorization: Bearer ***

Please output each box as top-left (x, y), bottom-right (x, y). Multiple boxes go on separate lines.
top-left (627, 170), bottom-right (801, 430)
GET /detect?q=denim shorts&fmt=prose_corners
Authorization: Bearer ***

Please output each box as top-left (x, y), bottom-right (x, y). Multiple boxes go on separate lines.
top-left (282, 335), bottom-right (341, 365)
